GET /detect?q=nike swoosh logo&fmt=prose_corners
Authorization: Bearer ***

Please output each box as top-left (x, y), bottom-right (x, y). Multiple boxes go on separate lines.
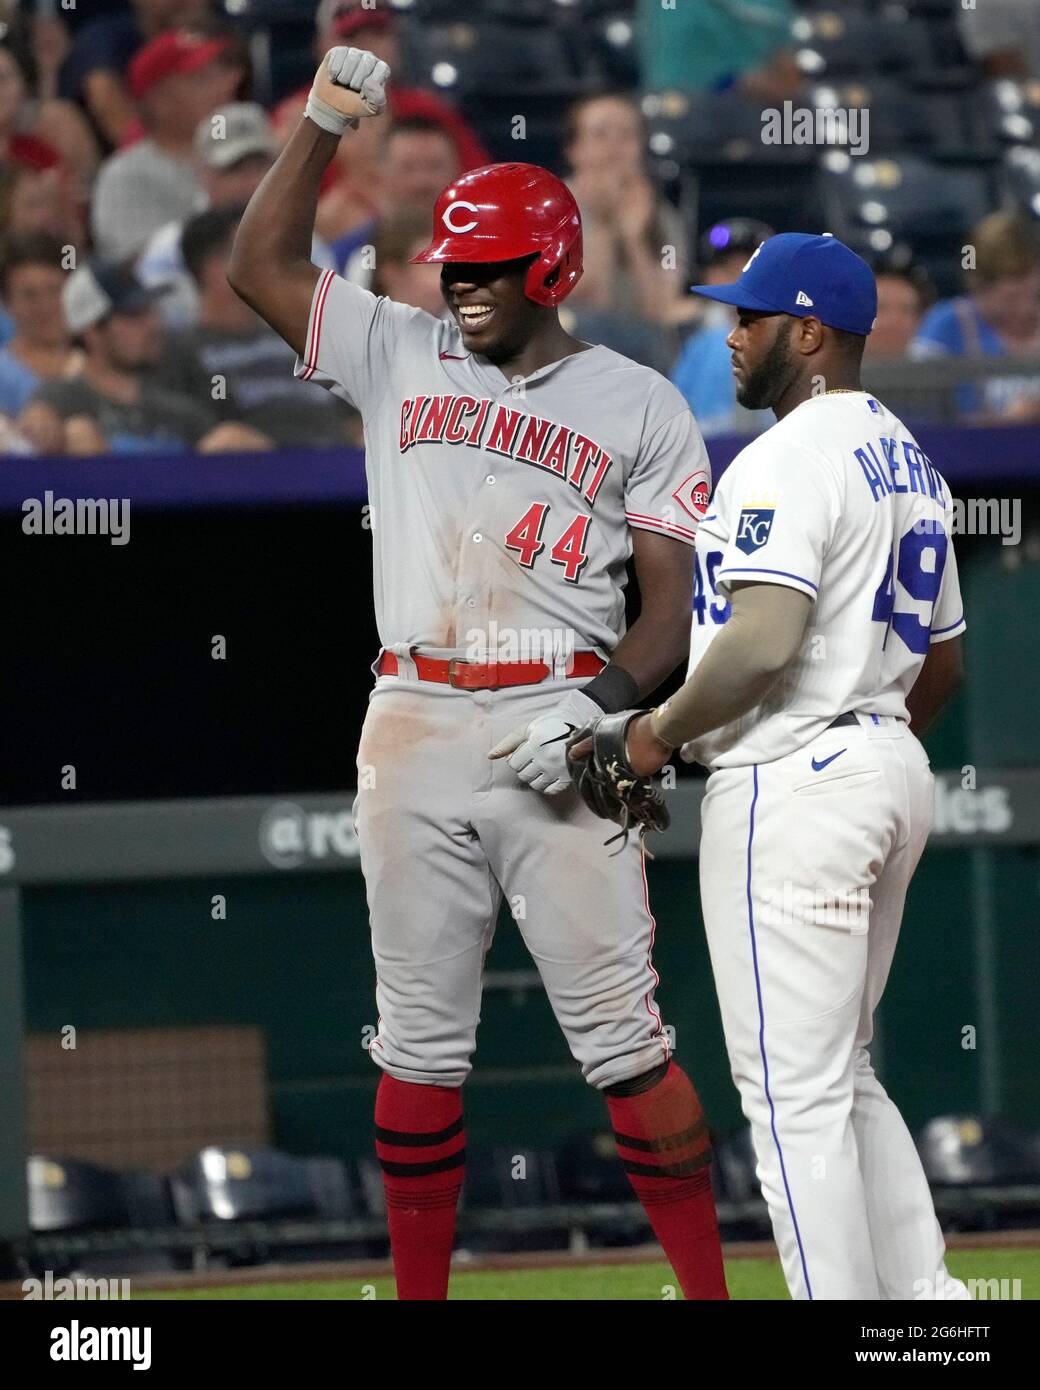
top-left (540, 723), bottom-right (577, 747)
top-left (811, 748), bottom-right (847, 772)
top-left (439, 352), bottom-right (469, 360)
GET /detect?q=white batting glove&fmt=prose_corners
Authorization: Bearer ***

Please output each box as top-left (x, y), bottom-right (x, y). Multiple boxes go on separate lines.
top-left (488, 689), bottom-right (603, 795)
top-left (305, 47), bottom-right (390, 137)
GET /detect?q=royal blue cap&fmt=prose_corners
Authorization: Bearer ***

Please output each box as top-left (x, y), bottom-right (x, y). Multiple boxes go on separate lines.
top-left (689, 232), bottom-right (878, 336)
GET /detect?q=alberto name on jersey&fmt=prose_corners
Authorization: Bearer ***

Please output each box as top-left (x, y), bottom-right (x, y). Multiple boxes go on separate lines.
top-left (685, 392), bottom-right (967, 770)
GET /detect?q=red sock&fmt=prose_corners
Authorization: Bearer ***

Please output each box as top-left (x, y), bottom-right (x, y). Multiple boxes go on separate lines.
top-left (607, 1062), bottom-right (729, 1300)
top-left (375, 1075), bottom-right (465, 1300)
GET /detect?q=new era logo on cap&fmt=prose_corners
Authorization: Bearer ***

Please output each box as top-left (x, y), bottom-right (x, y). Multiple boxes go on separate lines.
top-left (687, 232), bottom-right (878, 337)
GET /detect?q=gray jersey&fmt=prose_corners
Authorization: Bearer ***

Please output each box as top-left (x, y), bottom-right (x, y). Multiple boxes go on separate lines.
top-left (296, 270), bottom-right (710, 657)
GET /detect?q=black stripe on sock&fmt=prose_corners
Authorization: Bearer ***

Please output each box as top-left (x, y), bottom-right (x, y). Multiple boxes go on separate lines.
top-left (613, 1118), bottom-right (708, 1153)
top-left (621, 1150), bottom-right (713, 1180)
top-left (378, 1148), bottom-right (466, 1178)
top-left (375, 1116), bottom-right (464, 1147)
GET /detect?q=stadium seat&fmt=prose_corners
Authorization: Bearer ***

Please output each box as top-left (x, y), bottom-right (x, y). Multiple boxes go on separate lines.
top-left (28, 1156), bottom-right (174, 1232)
top-left (808, 78), bottom-right (973, 157)
top-left (556, 1132), bottom-right (633, 1202)
top-left (576, 10), bottom-right (640, 93)
top-left (353, 1156), bottom-right (386, 1217)
top-left (918, 1116), bottom-right (1040, 1186)
top-left (1001, 145), bottom-right (1040, 220)
top-left (170, 1146), bottom-right (352, 1224)
top-left (915, 13), bottom-right (975, 88)
top-left (894, 0), bottom-right (962, 14)
top-left (643, 88), bottom-right (824, 232)
top-left (415, 22), bottom-right (585, 99)
top-left (711, 1128), bottom-right (760, 1207)
top-left (819, 150), bottom-right (994, 289)
top-left (972, 79), bottom-right (1040, 154)
top-left (644, 88), bottom-right (818, 166)
top-left (461, 1147), bottom-right (561, 1209)
top-left (792, 9), bottom-right (933, 80)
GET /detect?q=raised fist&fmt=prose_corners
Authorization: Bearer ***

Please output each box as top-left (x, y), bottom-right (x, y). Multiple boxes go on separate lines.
top-left (306, 46), bottom-right (391, 135)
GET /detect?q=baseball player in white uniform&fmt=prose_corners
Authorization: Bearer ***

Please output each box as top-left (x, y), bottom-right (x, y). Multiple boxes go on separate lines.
top-left (229, 47), bottom-right (729, 1299)
top-left (596, 234), bottom-right (971, 1300)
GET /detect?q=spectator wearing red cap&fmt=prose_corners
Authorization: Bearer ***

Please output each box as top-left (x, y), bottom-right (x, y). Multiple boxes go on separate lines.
top-left (272, 0), bottom-right (489, 174)
top-left (64, 0), bottom-right (213, 151)
top-left (91, 29), bottom-right (239, 261)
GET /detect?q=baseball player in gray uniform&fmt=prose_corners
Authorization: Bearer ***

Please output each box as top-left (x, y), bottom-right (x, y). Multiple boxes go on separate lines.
top-left (230, 46), bottom-right (728, 1299)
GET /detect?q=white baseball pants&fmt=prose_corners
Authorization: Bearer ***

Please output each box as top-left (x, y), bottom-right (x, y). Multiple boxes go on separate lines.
top-left (699, 716), bottom-right (969, 1300)
top-left (353, 674), bottom-right (671, 1091)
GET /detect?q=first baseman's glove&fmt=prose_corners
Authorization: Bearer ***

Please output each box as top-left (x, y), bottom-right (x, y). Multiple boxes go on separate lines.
top-left (566, 710), bottom-right (671, 855)
top-left (305, 47), bottom-right (390, 136)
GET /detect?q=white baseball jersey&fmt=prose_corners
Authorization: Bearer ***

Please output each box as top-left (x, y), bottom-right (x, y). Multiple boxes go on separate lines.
top-left (294, 270), bottom-right (710, 658)
top-left (684, 391), bottom-right (966, 769)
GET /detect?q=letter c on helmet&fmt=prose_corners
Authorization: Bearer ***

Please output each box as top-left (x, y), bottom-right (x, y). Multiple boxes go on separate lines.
top-left (443, 201), bottom-right (479, 235)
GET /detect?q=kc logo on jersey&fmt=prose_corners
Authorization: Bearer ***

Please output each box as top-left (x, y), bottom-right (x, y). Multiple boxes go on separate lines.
top-left (735, 507), bottom-right (775, 554)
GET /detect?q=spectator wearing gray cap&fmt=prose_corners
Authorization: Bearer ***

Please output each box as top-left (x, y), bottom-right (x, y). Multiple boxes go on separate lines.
top-left (137, 103), bottom-right (335, 328)
top-left (21, 259), bottom-right (267, 454)
top-left (136, 102), bottom-right (277, 328)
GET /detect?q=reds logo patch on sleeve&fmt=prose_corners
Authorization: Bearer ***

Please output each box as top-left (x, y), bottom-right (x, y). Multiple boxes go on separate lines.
top-left (672, 470), bottom-right (711, 521)
top-left (735, 507), bottom-right (775, 555)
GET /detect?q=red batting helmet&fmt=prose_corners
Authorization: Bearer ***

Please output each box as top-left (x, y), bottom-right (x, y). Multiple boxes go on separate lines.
top-left (410, 162), bottom-right (583, 307)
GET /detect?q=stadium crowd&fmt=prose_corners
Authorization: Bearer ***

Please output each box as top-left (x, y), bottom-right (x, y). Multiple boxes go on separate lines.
top-left (0, 0), bottom-right (1039, 455)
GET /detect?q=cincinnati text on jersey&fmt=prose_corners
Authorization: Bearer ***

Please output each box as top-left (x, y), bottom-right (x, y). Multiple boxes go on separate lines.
top-left (398, 394), bottom-right (614, 506)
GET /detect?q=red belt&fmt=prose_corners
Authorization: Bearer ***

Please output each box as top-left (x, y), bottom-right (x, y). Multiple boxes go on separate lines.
top-left (377, 650), bottom-right (605, 690)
